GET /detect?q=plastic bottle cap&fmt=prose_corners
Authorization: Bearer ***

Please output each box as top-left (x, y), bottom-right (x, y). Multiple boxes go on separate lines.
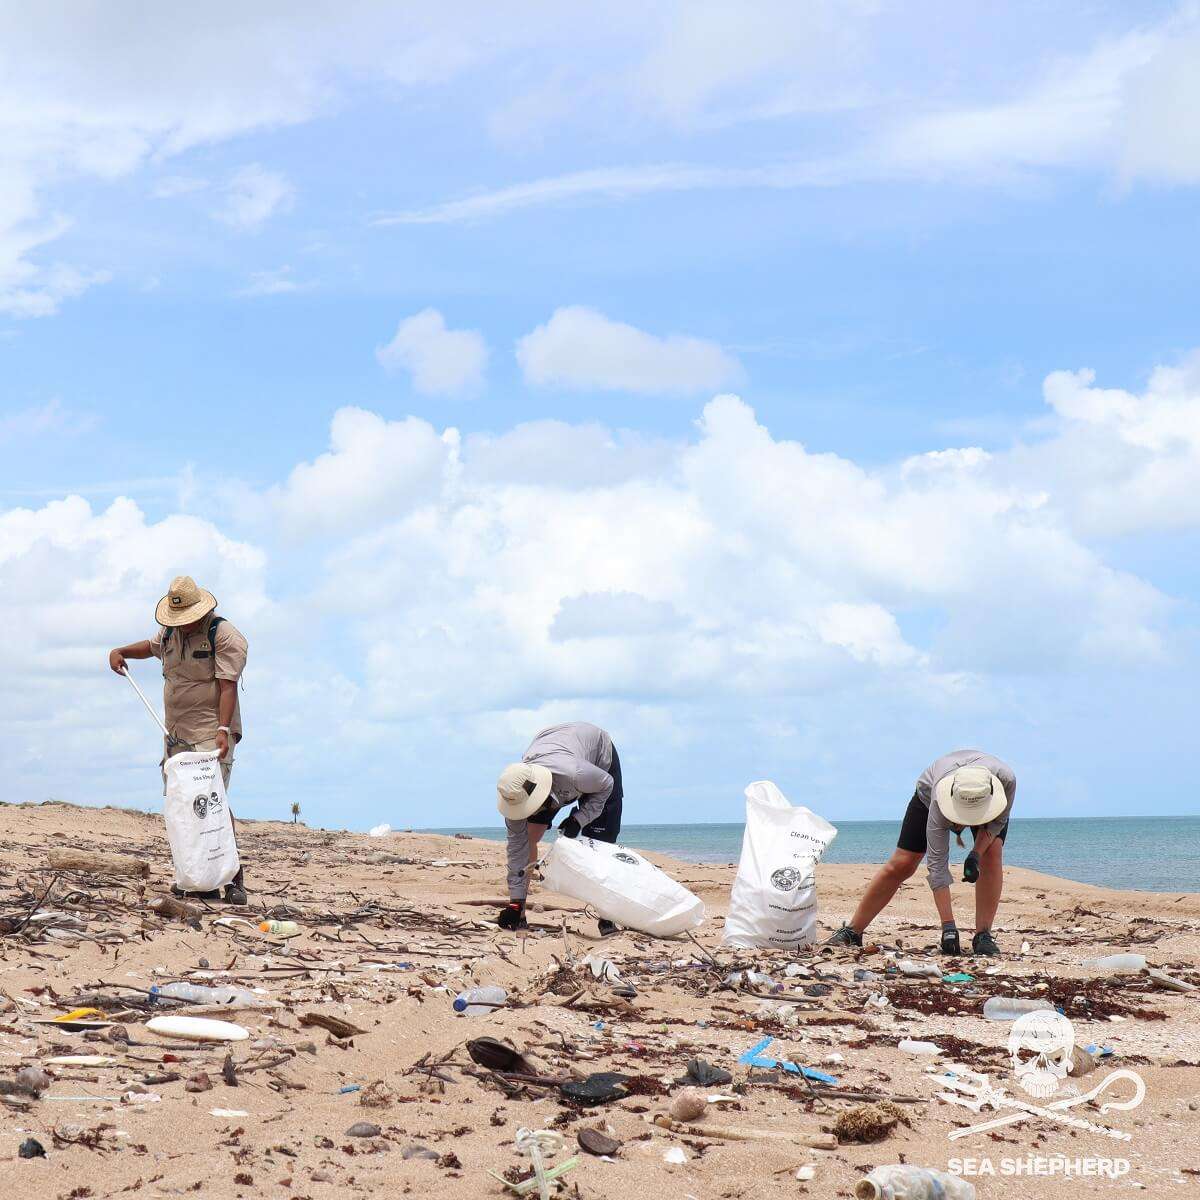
top-left (452, 998), bottom-right (468, 1012)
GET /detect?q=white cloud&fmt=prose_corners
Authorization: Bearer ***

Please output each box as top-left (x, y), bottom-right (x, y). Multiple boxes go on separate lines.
top-left (372, 160), bottom-right (845, 225)
top-left (215, 164), bottom-right (294, 231)
top-left (237, 265), bottom-right (311, 297)
top-left (376, 308), bottom-right (488, 396)
top-left (0, 398), bottom-right (95, 443)
top-left (269, 406), bottom-right (456, 538)
top-left (151, 175), bottom-right (208, 199)
top-left (2, 360), bottom-right (1195, 816)
top-left (517, 306), bottom-right (742, 396)
top-left (1026, 358), bottom-right (1200, 536)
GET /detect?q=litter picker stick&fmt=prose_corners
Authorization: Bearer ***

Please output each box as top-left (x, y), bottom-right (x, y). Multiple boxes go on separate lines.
top-left (121, 666), bottom-right (170, 739)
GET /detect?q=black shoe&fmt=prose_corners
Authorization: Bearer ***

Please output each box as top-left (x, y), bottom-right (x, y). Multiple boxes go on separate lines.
top-left (972, 929), bottom-right (1001, 957)
top-left (171, 884), bottom-right (220, 901)
top-left (597, 919), bottom-right (619, 938)
top-left (222, 869), bottom-right (247, 906)
top-left (941, 926), bottom-right (962, 955)
top-left (825, 924), bottom-right (863, 949)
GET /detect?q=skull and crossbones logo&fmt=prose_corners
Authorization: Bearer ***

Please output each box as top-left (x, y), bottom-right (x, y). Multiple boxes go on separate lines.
top-left (1007, 1010), bottom-right (1075, 1098)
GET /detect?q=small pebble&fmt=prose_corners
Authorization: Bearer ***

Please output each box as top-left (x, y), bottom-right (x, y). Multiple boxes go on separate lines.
top-left (346, 1121), bottom-right (381, 1138)
top-left (669, 1088), bottom-right (706, 1122)
top-left (18, 1137), bottom-right (46, 1159)
top-left (402, 1143), bottom-right (439, 1160)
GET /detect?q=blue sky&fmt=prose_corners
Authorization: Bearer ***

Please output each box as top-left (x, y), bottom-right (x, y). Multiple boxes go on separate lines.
top-left (2, 2), bottom-right (1199, 830)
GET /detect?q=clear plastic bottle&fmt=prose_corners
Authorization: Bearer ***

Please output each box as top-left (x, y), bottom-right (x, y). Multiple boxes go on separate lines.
top-left (896, 960), bottom-right (942, 979)
top-left (897, 1039), bottom-right (941, 1055)
top-left (1081, 953), bottom-right (1146, 974)
top-left (982, 996), bottom-right (1055, 1021)
top-left (152, 981), bottom-right (264, 1007)
top-left (856, 1165), bottom-right (976, 1200)
top-left (453, 986), bottom-right (508, 1015)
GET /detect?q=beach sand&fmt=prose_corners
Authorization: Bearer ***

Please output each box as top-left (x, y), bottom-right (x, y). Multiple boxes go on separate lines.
top-left (1, 801), bottom-right (1197, 1198)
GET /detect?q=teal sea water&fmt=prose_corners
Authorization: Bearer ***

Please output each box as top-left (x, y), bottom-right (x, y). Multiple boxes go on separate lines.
top-left (428, 816), bottom-right (1200, 894)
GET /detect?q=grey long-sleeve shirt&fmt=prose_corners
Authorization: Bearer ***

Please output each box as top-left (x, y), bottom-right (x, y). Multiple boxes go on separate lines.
top-left (504, 722), bottom-right (614, 900)
top-left (916, 749), bottom-right (1016, 891)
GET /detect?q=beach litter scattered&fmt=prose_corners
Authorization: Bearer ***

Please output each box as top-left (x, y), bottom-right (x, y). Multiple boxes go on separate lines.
top-left (0, 803), bottom-right (1195, 1197)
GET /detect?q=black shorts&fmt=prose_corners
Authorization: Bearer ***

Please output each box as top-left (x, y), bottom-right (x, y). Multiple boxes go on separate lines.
top-left (896, 791), bottom-right (1009, 855)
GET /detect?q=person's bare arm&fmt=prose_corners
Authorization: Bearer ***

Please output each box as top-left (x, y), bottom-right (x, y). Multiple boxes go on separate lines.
top-left (216, 679), bottom-right (237, 760)
top-left (109, 641), bottom-right (153, 674)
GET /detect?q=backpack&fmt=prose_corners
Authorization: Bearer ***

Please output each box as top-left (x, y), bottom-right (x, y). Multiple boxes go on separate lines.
top-left (162, 615), bottom-right (225, 653)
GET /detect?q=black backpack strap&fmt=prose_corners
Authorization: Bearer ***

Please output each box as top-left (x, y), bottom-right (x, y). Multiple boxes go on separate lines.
top-left (162, 615), bottom-right (224, 648)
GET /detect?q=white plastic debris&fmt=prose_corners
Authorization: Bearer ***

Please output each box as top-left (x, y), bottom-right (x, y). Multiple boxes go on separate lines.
top-left (368, 824), bottom-right (392, 837)
top-left (663, 1146), bottom-right (688, 1164)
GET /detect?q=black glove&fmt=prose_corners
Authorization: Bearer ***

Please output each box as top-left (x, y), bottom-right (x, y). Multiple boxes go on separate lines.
top-left (962, 850), bottom-right (980, 885)
top-left (558, 815), bottom-right (581, 839)
top-left (497, 901), bottom-right (526, 931)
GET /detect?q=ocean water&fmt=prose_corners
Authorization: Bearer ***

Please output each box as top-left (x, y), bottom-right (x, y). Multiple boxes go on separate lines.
top-left (428, 816), bottom-right (1200, 894)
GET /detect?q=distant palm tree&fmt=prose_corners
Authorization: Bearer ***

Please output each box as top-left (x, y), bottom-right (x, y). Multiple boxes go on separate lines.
top-left (291, 801), bottom-right (301, 825)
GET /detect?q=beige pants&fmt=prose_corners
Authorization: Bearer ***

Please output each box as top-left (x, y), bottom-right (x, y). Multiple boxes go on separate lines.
top-left (161, 739), bottom-right (234, 794)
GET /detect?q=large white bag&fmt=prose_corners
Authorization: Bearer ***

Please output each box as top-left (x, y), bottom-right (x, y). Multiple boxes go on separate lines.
top-left (542, 837), bottom-right (705, 937)
top-left (722, 780), bottom-right (837, 950)
top-left (163, 750), bottom-right (240, 893)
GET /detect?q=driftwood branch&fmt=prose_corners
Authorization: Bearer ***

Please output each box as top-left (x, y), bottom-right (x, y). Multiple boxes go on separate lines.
top-left (47, 850), bottom-right (149, 879)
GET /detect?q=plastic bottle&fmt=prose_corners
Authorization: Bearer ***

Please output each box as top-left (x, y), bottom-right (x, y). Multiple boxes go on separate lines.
top-left (453, 986), bottom-right (507, 1015)
top-left (897, 1039), bottom-right (941, 1055)
top-left (1081, 953), bottom-right (1146, 974)
top-left (258, 920), bottom-right (301, 938)
top-left (152, 982), bottom-right (264, 1007)
top-left (856, 1165), bottom-right (976, 1200)
top-left (982, 996), bottom-right (1055, 1021)
top-left (896, 960), bottom-right (942, 980)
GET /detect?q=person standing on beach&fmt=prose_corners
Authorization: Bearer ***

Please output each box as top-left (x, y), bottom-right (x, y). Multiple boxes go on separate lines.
top-left (826, 750), bottom-right (1015, 956)
top-left (108, 575), bottom-right (250, 905)
top-left (495, 721), bottom-right (623, 938)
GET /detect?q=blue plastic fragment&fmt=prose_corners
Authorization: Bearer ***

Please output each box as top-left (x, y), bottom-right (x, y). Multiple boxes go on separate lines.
top-left (736, 1037), bottom-right (838, 1084)
top-left (339, 1085), bottom-right (361, 1094)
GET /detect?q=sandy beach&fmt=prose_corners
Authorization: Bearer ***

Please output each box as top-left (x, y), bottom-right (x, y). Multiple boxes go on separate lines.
top-left (1, 801), bottom-right (1197, 1199)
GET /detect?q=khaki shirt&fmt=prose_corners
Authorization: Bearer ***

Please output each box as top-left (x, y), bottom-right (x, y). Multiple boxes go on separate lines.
top-left (149, 618), bottom-right (247, 747)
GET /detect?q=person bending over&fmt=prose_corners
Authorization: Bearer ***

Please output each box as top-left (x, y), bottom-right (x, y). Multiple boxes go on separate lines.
top-left (495, 721), bottom-right (624, 938)
top-left (826, 750), bottom-right (1015, 957)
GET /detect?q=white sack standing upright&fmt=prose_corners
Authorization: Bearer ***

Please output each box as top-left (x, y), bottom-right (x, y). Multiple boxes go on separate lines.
top-left (722, 780), bottom-right (837, 949)
top-left (163, 750), bottom-right (240, 893)
top-left (543, 836), bottom-right (705, 937)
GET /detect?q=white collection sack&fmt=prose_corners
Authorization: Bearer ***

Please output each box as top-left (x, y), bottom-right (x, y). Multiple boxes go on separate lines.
top-left (543, 837), bottom-right (705, 937)
top-left (163, 750), bottom-right (240, 893)
top-left (722, 780), bottom-right (837, 950)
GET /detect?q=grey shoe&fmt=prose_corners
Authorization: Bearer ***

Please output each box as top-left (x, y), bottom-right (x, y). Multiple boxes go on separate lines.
top-left (825, 924), bottom-right (863, 948)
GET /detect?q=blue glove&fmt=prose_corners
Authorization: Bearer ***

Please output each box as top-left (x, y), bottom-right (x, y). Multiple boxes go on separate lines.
top-left (558, 815), bottom-right (581, 839)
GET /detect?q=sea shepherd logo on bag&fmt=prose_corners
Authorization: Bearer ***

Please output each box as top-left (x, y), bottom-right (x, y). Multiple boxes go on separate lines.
top-left (941, 1010), bottom-right (1146, 1183)
top-left (770, 866), bottom-right (809, 891)
top-left (192, 791), bottom-right (223, 819)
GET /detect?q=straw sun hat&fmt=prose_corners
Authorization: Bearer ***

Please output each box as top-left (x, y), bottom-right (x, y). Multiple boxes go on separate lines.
top-left (155, 575), bottom-right (217, 627)
top-left (496, 762), bottom-right (553, 821)
top-left (934, 765), bottom-right (1008, 827)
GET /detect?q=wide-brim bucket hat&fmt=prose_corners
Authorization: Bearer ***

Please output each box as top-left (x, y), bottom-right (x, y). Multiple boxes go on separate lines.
top-left (934, 765), bottom-right (1008, 827)
top-left (496, 762), bottom-right (553, 821)
top-left (155, 575), bottom-right (217, 627)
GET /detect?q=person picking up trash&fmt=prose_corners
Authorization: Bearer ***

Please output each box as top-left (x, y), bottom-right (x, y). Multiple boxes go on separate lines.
top-left (826, 750), bottom-right (1015, 956)
top-left (496, 721), bottom-right (624, 937)
top-left (108, 575), bottom-right (250, 904)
